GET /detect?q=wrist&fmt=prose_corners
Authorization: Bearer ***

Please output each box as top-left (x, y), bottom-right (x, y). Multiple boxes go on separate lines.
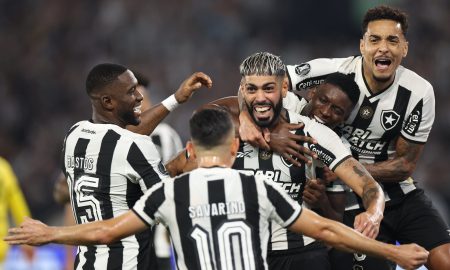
top-left (161, 94), bottom-right (179, 112)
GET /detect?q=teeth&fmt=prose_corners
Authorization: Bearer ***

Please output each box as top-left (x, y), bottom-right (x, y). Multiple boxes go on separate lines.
top-left (255, 106), bottom-right (270, 112)
top-left (314, 116), bottom-right (325, 124)
top-left (134, 105), bottom-right (141, 113)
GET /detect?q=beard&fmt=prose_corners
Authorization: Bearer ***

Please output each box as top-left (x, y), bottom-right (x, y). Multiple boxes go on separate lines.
top-left (246, 99), bottom-right (283, 128)
top-left (121, 110), bottom-right (141, 126)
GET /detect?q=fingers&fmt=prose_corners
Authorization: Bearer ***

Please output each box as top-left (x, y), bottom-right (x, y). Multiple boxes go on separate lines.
top-left (190, 72), bottom-right (212, 88)
top-left (289, 133), bottom-right (318, 145)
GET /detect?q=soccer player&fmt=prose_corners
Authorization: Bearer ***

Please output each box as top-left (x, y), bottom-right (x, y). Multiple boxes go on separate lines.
top-left (57, 63), bottom-right (211, 270)
top-left (240, 6), bottom-right (450, 270)
top-left (168, 52), bottom-right (384, 270)
top-left (0, 157), bottom-right (34, 268)
top-left (5, 108), bottom-right (429, 270)
top-left (133, 71), bottom-right (183, 270)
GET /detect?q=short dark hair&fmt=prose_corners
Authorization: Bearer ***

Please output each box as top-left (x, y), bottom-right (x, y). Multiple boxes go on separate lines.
top-left (189, 108), bottom-right (234, 149)
top-left (86, 63), bottom-right (128, 96)
top-left (324, 73), bottom-right (360, 106)
top-left (132, 70), bottom-right (151, 88)
top-left (362, 5), bottom-right (408, 36)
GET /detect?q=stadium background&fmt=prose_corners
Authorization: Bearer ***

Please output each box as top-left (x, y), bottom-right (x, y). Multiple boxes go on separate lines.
top-left (0, 0), bottom-right (448, 269)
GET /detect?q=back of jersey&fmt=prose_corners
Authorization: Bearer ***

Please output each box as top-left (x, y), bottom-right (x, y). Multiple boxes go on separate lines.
top-left (136, 167), bottom-right (302, 270)
top-left (62, 120), bottom-right (167, 270)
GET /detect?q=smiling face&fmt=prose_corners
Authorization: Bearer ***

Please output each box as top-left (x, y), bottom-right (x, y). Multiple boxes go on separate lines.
top-left (109, 70), bottom-right (143, 127)
top-left (360, 19), bottom-right (408, 92)
top-left (306, 83), bottom-right (354, 129)
top-left (240, 75), bottom-right (287, 128)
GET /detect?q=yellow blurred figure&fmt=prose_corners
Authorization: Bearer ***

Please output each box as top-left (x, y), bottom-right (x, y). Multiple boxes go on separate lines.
top-left (0, 157), bottom-right (31, 266)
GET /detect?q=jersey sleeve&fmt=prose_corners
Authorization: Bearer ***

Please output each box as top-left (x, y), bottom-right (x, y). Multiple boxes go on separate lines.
top-left (126, 135), bottom-right (170, 192)
top-left (282, 91), bottom-right (308, 114)
top-left (401, 83), bottom-right (435, 143)
top-left (261, 178), bottom-right (302, 228)
top-left (287, 58), bottom-right (344, 91)
top-left (132, 181), bottom-right (165, 227)
top-left (305, 120), bottom-right (352, 171)
top-left (0, 158), bottom-right (31, 224)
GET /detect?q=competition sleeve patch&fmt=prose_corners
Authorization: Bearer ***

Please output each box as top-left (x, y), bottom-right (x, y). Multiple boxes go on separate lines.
top-left (403, 99), bottom-right (422, 136)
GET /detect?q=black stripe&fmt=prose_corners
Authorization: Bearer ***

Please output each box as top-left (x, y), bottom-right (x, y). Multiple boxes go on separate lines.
top-left (264, 182), bottom-right (298, 222)
top-left (351, 97), bottom-right (379, 130)
top-left (208, 179), bottom-right (225, 269)
top-left (151, 134), bottom-right (162, 148)
top-left (403, 99), bottom-right (423, 137)
top-left (97, 130), bottom-right (120, 219)
top-left (94, 130), bottom-right (123, 270)
top-left (285, 112), bottom-right (306, 249)
top-left (82, 246), bottom-right (96, 270)
top-left (232, 141), bottom-right (245, 169)
top-left (72, 138), bottom-right (90, 225)
top-left (127, 142), bottom-right (162, 189)
top-left (174, 174), bottom-right (197, 269)
top-left (143, 184), bottom-right (166, 219)
top-left (61, 124), bottom-right (79, 174)
top-left (240, 173), bottom-right (264, 268)
top-left (376, 86), bottom-right (411, 162)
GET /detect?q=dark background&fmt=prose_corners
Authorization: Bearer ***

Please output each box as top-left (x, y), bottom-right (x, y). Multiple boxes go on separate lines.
top-left (1, 0), bottom-right (448, 224)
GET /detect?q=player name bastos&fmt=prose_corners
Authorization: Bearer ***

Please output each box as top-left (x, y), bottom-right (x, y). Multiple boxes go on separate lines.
top-left (189, 201), bottom-right (246, 218)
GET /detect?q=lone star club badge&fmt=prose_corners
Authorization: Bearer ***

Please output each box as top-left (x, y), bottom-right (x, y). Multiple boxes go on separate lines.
top-left (359, 106), bottom-right (374, 119)
top-left (381, 110), bottom-right (400, 131)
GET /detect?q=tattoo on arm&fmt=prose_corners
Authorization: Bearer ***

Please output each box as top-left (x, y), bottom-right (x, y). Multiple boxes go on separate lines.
top-left (353, 164), bottom-right (380, 209)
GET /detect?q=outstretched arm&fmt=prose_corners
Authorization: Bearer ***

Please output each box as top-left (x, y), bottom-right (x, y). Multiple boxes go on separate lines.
top-left (128, 72), bottom-right (213, 135)
top-left (363, 136), bottom-right (424, 183)
top-left (289, 208), bottom-right (428, 270)
top-left (5, 211), bottom-right (147, 246)
top-left (334, 157), bottom-right (384, 239)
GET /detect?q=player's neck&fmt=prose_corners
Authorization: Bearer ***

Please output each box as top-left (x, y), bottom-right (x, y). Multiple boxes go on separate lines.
top-left (197, 155), bottom-right (232, 168)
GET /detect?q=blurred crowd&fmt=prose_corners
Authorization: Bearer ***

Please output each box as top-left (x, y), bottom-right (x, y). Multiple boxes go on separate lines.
top-left (0, 0), bottom-right (449, 224)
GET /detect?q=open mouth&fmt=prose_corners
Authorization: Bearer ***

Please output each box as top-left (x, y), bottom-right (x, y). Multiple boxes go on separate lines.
top-left (252, 104), bottom-right (272, 121)
top-left (133, 105), bottom-right (142, 116)
top-left (314, 115), bottom-right (325, 124)
top-left (374, 58), bottom-right (392, 71)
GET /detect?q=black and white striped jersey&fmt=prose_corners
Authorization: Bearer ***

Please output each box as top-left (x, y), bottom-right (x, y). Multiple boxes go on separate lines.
top-left (150, 123), bottom-right (183, 163)
top-left (133, 167), bottom-right (302, 270)
top-left (62, 120), bottom-right (169, 270)
top-left (232, 110), bottom-right (351, 251)
top-left (286, 56), bottom-right (435, 208)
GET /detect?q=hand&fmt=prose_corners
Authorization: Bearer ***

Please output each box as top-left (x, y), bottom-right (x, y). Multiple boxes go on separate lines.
top-left (393, 244), bottom-right (428, 270)
top-left (354, 211), bottom-right (383, 239)
top-left (269, 121), bottom-right (318, 167)
top-left (239, 110), bottom-right (270, 150)
top-left (322, 167), bottom-right (338, 184)
top-left (174, 72), bottom-right (212, 104)
top-left (4, 217), bottom-right (52, 246)
top-left (303, 178), bottom-right (327, 209)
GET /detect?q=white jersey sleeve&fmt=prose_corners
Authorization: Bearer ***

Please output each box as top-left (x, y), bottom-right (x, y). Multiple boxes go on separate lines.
top-left (282, 91), bottom-right (308, 114)
top-left (287, 57), bottom-right (358, 90)
top-left (132, 181), bottom-right (165, 226)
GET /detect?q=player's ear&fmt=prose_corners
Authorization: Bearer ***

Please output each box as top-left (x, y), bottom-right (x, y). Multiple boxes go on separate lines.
top-left (281, 77), bottom-right (288, 98)
top-left (230, 137), bottom-right (239, 157)
top-left (186, 140), bottom-right (196, 159)
top-left (403, 40), bottom-right (408, 57)
top-left (101, 95), bottom-right (114, 110)
top-left (359, 38), bottom-right (365, 55)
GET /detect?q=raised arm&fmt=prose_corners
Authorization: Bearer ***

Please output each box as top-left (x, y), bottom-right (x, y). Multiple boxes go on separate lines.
top-left (5, 211), bottom-right (147, 246)
top-left (127, 72), bottom-right (212, 135)
top-left (334, 157), bottom-right (385, 239)
top-left (363, 136), bottom-right (424, 183)
top-left (289, 208), bottom-right (428, 270)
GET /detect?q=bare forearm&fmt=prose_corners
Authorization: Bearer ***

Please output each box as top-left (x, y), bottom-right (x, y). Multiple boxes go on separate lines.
top-left (363, 159), bottom-right (414, 183)
top-left (51, 220), bottom-right (115, 246)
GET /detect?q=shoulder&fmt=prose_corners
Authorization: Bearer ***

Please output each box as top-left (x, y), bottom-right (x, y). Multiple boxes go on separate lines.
top-left (397, 66), bottom-right (434, 97)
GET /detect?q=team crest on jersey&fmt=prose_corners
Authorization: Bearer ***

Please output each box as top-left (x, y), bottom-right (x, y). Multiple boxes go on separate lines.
top-left (259, 149), bottom-right (272, 160)
top-left (295, 63), bottom-right (311, 76)
top-left (381, 110), bottom-right (400, 131)
top-left (359, 106), bottom-right (373, 119)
